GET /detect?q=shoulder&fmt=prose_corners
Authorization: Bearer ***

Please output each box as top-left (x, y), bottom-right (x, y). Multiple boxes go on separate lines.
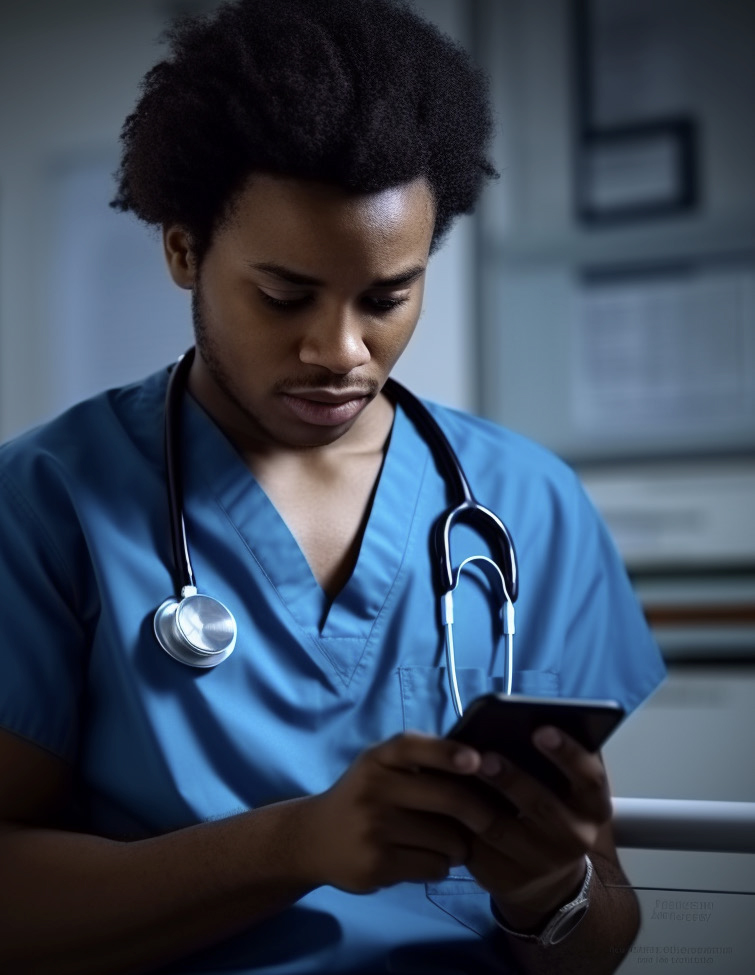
top-left (420, 399), bottom-right (584, 504)
top-left (0, 367), bottom-right (168, 498)
top-left (414, 399), bottom-right (609, 575)
top-left (0, 369), bottom-right (169, 566)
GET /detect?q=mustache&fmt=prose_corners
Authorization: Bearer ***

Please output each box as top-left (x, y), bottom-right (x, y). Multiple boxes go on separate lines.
top-left (274, 375), bottom-right (380, 396)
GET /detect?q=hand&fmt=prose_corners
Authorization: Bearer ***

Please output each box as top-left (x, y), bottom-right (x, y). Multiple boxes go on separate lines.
top-left (464, 727), bottom-right (612, 930)
top-left (304, 732), bottom-right (499, 894)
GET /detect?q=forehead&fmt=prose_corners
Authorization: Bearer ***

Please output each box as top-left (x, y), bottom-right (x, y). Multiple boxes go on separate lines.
top-left (217, 174), bottom-right (436, 269)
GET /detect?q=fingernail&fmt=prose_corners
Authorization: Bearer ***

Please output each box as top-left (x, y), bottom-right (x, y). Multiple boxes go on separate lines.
top-left (453, 748), bottom-right (479, 771)
top-left (480, 753), bottom-right (503, 777)
top-left (534, 726), bottom-right (561, 750)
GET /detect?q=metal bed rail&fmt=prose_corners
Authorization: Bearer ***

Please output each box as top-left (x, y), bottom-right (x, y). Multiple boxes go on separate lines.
top-left (612, 798), bottom-right (755, 853)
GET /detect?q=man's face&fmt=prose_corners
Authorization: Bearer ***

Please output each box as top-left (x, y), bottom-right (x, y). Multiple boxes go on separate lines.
top-left (164, 174), bottom-right (435, 453)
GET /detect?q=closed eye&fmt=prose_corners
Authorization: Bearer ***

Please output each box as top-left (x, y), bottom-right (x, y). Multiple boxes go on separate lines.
top-left (259, 291), bottom-right (313, 310)
top-left (365, 295), bottom-right (410, 313)
top-left (259, 290), bottom-right (410, 314)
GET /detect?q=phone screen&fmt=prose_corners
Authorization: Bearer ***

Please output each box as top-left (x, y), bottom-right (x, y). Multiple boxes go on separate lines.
top-left (446, 694), bottom-right (625, 796)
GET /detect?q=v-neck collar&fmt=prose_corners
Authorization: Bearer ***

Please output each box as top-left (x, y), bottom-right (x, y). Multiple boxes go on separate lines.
top-left (181, 394), bottom-right (431, 680)
top-left (322, 404), bottom-right (427, 636)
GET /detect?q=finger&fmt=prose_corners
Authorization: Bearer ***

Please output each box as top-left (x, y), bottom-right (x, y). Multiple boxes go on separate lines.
top-left (383, 846), bottom-right (453, 886)
top-left (371, 732), bottom-right (481, 777)
top-left (379, 767), bottom-right (499, 835)
top-left (531, 728), bottom-right (612, 823)
top-left (471, 819), bottom-right (564, 888)
top-left (380, 809), bottom-right (472, 866)
top-left (476, 751), bottom-right (600, 856)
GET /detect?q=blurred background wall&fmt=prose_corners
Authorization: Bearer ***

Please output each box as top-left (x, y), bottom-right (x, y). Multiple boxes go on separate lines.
top-left (0, 0), bottom-right (475, 439)
top-left (1, 0), bottom-right (753, 964)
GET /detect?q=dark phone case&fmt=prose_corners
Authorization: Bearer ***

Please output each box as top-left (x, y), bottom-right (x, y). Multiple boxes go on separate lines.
top-left (446, 694), bottom-right (625, 797)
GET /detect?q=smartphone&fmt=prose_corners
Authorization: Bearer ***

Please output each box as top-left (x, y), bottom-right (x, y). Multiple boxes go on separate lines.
top-left (446, 694), bottom-right (625, 797)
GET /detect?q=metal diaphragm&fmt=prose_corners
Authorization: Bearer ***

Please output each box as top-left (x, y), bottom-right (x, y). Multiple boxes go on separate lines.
top-left (154, 592), bottom-right (237, 668)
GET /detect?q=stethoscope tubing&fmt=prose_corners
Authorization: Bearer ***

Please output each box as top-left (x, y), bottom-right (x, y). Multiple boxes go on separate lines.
top-left (155, 351), bottom-right (519, 715)
top-left (164, 349), bottom-right (197, 596)
top-left (384, 378), bottom-right (518, 604)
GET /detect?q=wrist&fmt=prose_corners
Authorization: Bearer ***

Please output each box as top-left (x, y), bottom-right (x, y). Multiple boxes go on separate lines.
top-left (275, 795), bottom-right (325, 890)
top-left (492, 857), bottom-right (587, 932)
top-left (237, 795), bottom-right (322, 894)
top-left (491, 856), bottom-right (593, 946)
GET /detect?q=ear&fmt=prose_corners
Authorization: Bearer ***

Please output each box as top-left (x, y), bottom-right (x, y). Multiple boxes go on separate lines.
top-left (163, 225), bottom-right (197, 289)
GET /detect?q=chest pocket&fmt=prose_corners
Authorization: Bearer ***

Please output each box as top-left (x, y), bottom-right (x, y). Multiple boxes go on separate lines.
top-left (398, 666), bottom-right (559, 737)
top-left (398, 665), bottom-right (559, 937)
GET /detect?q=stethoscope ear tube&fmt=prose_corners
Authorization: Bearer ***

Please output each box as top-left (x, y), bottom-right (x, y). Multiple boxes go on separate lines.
top-left (435, 501), bottom-right (518, 604)
top-left (384, 377), bottom-right (518, 604)
top-left (441, 555), bottom-right (516, 716)
top-left (384, 378), bottom-right (519, 718)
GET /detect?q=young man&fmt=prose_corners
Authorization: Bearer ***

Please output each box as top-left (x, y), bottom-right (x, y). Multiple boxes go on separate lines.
top-left (0, 1), bottom-right (665, 972)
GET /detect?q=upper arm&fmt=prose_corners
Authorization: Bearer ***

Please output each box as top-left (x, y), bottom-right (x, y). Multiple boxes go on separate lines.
top-left (0, 728), bottom-right (72, 828)
top-left (0, 468), bottom-right (90, 765)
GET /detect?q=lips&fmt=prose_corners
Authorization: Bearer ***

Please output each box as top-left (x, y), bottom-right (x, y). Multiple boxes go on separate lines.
top-left (280, 390), bottom-right (371, 427)
top-left (285, 388), bottom-right (369, 405)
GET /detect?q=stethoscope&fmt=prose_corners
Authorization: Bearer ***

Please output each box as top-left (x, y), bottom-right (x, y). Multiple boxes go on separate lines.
top-left (154, 349), bottom-right (518, 717)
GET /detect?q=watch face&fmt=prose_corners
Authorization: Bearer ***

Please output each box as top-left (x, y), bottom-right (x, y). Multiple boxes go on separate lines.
top-left (546, 901), bottom-right (590, 945)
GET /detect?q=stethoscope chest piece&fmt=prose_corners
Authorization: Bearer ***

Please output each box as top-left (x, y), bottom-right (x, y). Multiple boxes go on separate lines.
top-left (154, 589), bottom-right (237, 668)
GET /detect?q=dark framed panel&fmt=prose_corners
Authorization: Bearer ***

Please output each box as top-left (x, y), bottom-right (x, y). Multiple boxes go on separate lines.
top-left (577, 118), bottom-right (697, 224)
top-left (572, 0), bottom-right (699, 225)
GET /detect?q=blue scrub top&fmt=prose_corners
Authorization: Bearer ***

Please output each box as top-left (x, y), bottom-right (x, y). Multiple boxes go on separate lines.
top-left (0, 365), bottom-right (665, 974)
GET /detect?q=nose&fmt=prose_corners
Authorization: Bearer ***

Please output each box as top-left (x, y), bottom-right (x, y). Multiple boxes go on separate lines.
top-left (298, 305), bottom-right (370, 374)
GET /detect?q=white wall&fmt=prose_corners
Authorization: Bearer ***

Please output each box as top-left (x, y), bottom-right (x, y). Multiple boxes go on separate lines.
top-left (0, 0), bottom-right (475, 440)
top-left (392, 0), bottom-right (476, 411)
top-left (0, 0), bottom-right (169, 437)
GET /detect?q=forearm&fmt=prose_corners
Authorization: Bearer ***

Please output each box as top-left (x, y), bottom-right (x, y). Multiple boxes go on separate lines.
top-left (495, 853), bottom-right (640, 975)
top-left (0, 797), bottom-right (316, 975)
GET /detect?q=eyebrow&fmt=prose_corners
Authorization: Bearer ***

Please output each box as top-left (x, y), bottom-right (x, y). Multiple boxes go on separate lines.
top-left (248, 262), bottom-right (426, 288)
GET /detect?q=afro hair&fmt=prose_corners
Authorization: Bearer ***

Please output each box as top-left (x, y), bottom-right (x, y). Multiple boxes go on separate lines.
top-left (111, 0), bottom-right (496, 261)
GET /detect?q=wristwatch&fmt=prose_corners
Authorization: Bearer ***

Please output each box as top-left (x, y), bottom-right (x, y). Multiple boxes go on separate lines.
top-left (491, 855), bottom-right (593, 947)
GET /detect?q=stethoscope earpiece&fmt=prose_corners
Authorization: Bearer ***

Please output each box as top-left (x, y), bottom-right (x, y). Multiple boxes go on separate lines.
top-left (154, 589), bottom-right (237, 668)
